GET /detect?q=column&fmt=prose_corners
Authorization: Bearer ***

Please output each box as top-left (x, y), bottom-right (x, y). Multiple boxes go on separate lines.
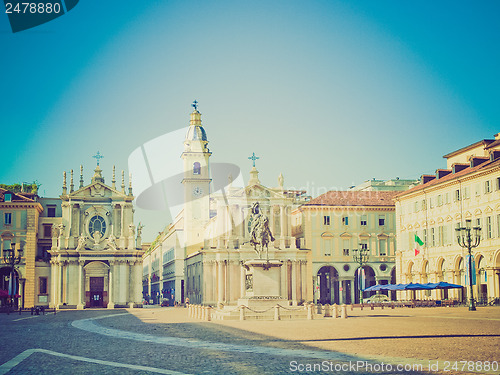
top-left (217, 261), bottom-right (224, 305)
top-left (50, 261), bottom-right (58, 308)
top-left (291, 260), bottom-right (297, 305)
top-left (77, 261), bottom-right (85, 309)
top-left (107, 262), bottom-right (115, 309)
top-left (133, 260), bottom-right (143, 306)
top-left (300, 260), bottom-right (307, 303)
top-left (280, 205), bottom-right (286, 248)
top-left (240, 264), bottom-right (246, 298)
top-left (281, 261), bottom-right (288, 300)
top-left (120, 261), bottom-right (129, 305)
top-left (60, 261), bottom-right (65, 305)
top-left (269, 205), bottom-right (275, 238)
top-left (119, 204), bottom-right (125, 249)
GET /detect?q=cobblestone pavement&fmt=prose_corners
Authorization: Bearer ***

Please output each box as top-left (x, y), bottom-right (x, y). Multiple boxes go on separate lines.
top-left (0, 306), bottom-right (498, 375)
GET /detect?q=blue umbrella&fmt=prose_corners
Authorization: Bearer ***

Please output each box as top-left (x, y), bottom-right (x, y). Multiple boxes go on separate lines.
top-left (425, 282), bottom-right (463, 289)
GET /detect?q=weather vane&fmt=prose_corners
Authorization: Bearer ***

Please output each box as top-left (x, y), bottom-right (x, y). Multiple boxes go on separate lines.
top-left (93, 151), bottom-right (104, 166)
top-left (248, 152), bottom-right (260, 168)
top-left (192, 100), bottom-right (198, 111)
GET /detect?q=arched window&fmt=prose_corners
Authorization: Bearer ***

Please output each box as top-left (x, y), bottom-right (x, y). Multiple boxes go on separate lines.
top-left (193, 162), bottom-right (201, 175)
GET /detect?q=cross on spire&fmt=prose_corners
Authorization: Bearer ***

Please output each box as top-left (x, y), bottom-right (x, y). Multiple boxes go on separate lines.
top-left (93, 151), bottom-right (104, 166)
top-left (248, 152), bottom-right (260, 168)
top-left (192, 100), bottom-right (198, 111)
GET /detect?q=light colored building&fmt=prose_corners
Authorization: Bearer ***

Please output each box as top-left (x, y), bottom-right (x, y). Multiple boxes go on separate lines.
top-left (394, 134), bottom-right (500, 303)
top-left (0, 188), bottom-right (43, 309)
top-left (349, 178), bottom-right (419, 192)
top-left (293, 190), bottom-right (399, 304)
top-left (143, 107), bottom-right (313, 306)
top-left (49, 165), bottom-right (144, 309)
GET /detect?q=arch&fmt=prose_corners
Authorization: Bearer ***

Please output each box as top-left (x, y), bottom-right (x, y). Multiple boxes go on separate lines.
top-left (316, 266), bottom-right (339, 305)
top-left (390, 267), bottom-right (397, 301)
top-left (0, 267), bottom-right (20, 308)
top-left (354, 265), bottom-right (376, 303)
top-left (476, 254), bottom-right (488, 303)
top-left (84, 261), bottom-right (109, 308)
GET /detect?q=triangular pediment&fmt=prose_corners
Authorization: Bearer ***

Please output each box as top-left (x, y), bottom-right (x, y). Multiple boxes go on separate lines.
top-left (245, 184), bottom-right (277, 199)
top-left (445, 215), bottom-right (453, 222)
top-left (68, 181), bottom-right (129, 200)
top-left (358, 232), bottom-right (371, 238)
top-left (485, 206), bottom-right (493, 214)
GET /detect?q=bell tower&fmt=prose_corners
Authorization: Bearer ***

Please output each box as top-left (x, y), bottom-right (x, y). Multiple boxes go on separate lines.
top-left (181, 101), bottom-right (211, 254)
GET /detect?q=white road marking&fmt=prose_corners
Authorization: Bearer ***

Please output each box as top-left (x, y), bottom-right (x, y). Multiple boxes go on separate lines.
top-left (0, 348), bottom-right (191, 375)
top-left (12, 315), bottom-right (40, 322)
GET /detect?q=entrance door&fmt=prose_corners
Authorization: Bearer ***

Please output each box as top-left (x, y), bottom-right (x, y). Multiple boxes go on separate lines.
top-left (90, 277), bottom-right (104, 307)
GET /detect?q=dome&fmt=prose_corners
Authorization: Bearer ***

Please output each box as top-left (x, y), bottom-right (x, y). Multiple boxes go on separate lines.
top-left (185, 125), bottom-right (207, 141)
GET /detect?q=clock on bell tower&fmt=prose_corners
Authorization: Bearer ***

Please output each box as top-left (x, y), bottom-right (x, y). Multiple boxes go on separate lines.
top-left (181, 101), bottom-right (212, 254)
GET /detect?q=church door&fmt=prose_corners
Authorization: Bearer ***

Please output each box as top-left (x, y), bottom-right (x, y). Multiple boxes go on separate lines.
top-left (90, 277), bottom-right (104, 307)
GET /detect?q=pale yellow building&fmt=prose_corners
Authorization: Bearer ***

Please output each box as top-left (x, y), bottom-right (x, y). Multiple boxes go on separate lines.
top-left (293, 190), bottom-right (399, 304)
top-left (394, 134), bottom-right (500, 303)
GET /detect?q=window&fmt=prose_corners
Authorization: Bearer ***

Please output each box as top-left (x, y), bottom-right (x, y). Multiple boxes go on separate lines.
top-left (475, 183), bottom-right (481, 196)
top-left (422, 200), bottom-right (427, 210)
top-left (323, 216), bottom-right (330, 225)
top-left (39, 277), bottom-right (48, 294)
top-left (5, 193), bottom-right (12, 202)
top-left (497, 177), bottom-right (500, 191)
top-left (342, 216), bottom-right (349, 225)
top-left (47, 205), bottom-right (56, 217)
top-left (379, 239), bottom-right (387, 256)
top-left (193, 162), bottom-right (201, 175)
top-left (89, 215), bottom-right (106, 237)
top-left (463, 186), bottom-right (470, 199)
top-left (342, 239), bottom-right (349, 256)
top-left (429, 197), bottom-right (433, 209)
top-left (4, 213), bottom-right (12, 225)
top-left (486, 216), bottom-right (492, 239)
top-left (497, 215), bottom-right (500, 238)
top-left (414, 201), bottom-right (419, 212)
top-left (445, 193), bottom-right (450, 204)
top-left (423, 229), bottom-right (427, 246)
top-left (43, 224), bottom-right (52, 238)
top-left (360, 215), bottom-right (367, 226)
top-left (431, 228), bottom-right (435, 247)
top-left (324, 239), bottom-right (332, 256)
top-left (378, 215), bottom-right (385, 226)
top-left (485, 180), bottom-right (491, 193)
top-left (454, 189), bottom-right (460, 201)
top-left (360, 242), bottom-right (368, 250)
top-left (437, 195), bottom-right (442, 206)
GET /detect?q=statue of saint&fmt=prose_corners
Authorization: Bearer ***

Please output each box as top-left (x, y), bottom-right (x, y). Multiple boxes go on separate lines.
top-left (93, 230), bottom-right (101, 245)
top-left (129, 223), bottom-right (135, 237)
top-left (76, 233), bottom-right (87, 251)
top-left (107, 232), bottom-right (118, 251)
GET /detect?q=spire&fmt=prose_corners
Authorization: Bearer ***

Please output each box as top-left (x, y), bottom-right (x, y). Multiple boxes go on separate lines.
top-left (278, 173), bottom-right (284, 189)
top-left (190, 100), bottom-right (201, 125)
top-left (121, 170), bottom-right (125, 193)
top-left (112, 165), bottom-right (116, 189)
top-left (62, 171), bottom-right (67, 194)
top-left (128, 173), bottom-right (133, 196)
top-left (79, 165), bottom-right (84, 188)
top-left (70, 169), bottom-right (74, 193)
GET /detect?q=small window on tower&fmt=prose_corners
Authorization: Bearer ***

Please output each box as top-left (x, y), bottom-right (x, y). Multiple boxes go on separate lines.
top-left (193, 162), bottom-right (201, 175)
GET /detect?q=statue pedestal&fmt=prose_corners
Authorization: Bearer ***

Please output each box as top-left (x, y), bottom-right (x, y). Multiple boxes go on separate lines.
top-left (238, 259), bottom-right (284, 309)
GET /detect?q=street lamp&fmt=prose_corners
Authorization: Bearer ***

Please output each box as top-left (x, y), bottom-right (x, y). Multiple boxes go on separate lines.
top-left (353, 246), bottom-right (369, 304)
top-left (3, 243), bottom-right (23, 310)
top-left (456, 219), bottom-right (481, 311)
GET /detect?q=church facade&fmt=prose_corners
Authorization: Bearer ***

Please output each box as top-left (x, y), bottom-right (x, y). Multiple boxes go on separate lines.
top-left (49, 165), bottom-right (144, 309)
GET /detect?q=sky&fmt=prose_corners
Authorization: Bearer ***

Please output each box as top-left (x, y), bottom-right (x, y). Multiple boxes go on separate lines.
top-left (1, 0), bottom-right (499, 241)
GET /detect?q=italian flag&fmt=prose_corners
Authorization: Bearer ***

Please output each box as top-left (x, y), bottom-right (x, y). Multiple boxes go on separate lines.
top-left (414, 234), bottom-right (424, 256)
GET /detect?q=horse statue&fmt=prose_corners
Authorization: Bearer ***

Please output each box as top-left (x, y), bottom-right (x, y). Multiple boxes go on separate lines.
top-left (249, 202), bottom-right (275, 259)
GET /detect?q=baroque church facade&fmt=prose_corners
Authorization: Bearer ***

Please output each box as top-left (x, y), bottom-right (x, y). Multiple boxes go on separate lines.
top-left (143, 108), bottom-right (313, 306)
top-left (49, 165), bottom-right (144, 309)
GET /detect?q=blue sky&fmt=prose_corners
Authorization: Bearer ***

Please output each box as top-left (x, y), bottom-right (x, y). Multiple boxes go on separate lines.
top-left (1, 0), bottom-right (499, 241)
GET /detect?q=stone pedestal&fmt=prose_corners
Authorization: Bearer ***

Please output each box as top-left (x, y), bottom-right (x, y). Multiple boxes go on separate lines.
top-left (238, 259), bottom-right (284, 309)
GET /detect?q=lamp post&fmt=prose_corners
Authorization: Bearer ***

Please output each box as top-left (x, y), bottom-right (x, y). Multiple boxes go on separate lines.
top-left (3, 243), bottom-right (23, 310)
top-left (456, 219), bottom-right (481, 311)
top-left (353, 247), bottom-right (369, 304)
